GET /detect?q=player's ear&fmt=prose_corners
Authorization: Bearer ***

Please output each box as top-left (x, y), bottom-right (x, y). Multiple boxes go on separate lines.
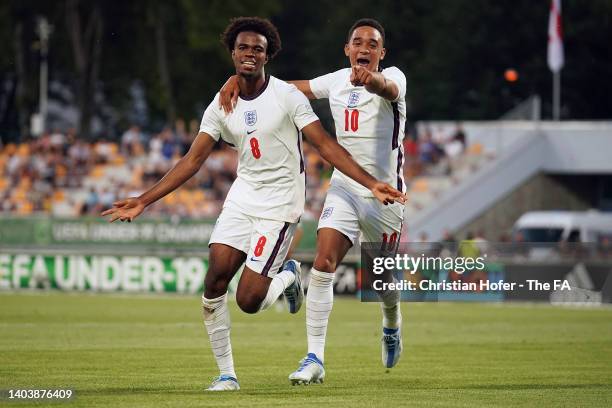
top-left (380, 48), bottom-right (386, 60)
top-left (344, 43), bottom-right (350, 57)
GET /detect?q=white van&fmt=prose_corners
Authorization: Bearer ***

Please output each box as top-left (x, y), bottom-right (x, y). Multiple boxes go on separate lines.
top-left (513, 210), bottom-right (612, 243)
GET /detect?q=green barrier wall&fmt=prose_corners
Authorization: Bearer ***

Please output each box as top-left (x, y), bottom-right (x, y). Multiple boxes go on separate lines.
top-left (0, 253), bottom-right (218, 294)
top-left (0, 216), bottom-right (318, 251)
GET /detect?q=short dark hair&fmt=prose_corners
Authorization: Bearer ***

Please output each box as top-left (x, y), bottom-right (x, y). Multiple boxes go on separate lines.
top-left (221, 17), bottom-right (282, 59)
top-left (347, 18), bottom-right (385, 44)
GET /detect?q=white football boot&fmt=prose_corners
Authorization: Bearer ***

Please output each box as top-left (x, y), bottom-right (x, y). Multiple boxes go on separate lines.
top-left (381, 326), bottom-right (403, 368)
top-left (288, 353), bottom-right (325, 385)
top-left (205, 375), bottom-right (240, 391)
top-left (282, 260), bottom-right (303, 314)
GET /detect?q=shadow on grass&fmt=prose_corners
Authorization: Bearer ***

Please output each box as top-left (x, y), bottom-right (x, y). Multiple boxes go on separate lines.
top-left (73, 382), bottom-right (610, 397)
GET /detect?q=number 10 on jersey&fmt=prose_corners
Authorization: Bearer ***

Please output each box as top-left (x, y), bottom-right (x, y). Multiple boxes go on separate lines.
top-left (344, 109), bottom-right (359, 132)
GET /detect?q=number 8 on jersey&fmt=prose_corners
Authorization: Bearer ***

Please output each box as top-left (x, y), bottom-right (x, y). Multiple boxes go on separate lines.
top-left (250, 137), bottom-right (261, 159)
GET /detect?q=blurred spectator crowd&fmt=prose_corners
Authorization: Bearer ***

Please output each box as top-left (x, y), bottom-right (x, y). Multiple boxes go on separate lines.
top-left (1, 121), bottom-right (476, 220)
top-left (0, 120), bottom-right (336, 220)
top-left (403, 123), bottom-right (471, 180)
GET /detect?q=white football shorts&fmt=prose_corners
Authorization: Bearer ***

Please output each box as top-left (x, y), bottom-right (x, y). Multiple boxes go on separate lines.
top-left (209, 206), bottom-right (297, 277)
top-left (317, 182), bottom-right (404, 246)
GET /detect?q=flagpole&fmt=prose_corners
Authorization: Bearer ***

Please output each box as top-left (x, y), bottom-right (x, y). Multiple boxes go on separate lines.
top-left (548, 0), bottom-right (563, 121)
top-left (553, 70), bottom-right (560, 120)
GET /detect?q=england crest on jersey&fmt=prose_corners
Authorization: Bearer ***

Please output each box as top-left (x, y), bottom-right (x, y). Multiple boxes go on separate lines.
top-left (244, 110), bottom-right (257, 127)
top-left (347, 91), bottom-right (360, 108)
top-left (321, 207), bottom-right (334, 220)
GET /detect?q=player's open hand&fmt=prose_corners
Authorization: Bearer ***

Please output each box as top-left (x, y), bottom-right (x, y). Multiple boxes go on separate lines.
top-left (219, 75), bottom-right (240, 114)
top-left (350, 65), bottom-right (374, 87)
top-left (371, 182), bottom-right (407, 206)
top-left (101, 197), bottom-right (145, 223)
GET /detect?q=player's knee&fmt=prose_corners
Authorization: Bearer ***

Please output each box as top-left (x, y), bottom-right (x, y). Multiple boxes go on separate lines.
top-left (204, 273), bottom-right (230, 298)
top-left (235, 291), bottom-right (262, 314)
top-left (313, 256), bottom-right (337, 273)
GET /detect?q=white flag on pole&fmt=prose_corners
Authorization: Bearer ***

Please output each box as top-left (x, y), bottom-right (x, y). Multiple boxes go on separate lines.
top-left (547, 0), bottom-right (564, 72)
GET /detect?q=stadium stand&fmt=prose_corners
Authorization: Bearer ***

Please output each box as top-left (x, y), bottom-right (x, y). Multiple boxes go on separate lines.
top-left (0, 124), bottom-right (480, 220)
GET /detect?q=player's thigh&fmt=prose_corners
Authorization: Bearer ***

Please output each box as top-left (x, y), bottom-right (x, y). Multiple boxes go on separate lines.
top-left (244, 218), bottom-right (297, 278)
top-left (205, 207), bottom-right (251, 296)
top-left (315, 185), bottom-right (360, 272)
top-left (206, 243), bottom-right (247, 296)
top-left (359, 199), bottom-right (404, 251)
top-left (358, 200), bottom-right (404, 289)
top-left (209, 206), bottom-right (252, 254)
top-left (314, 228), bottom-right (353, 273)
top-left (235, 218), bottom-right (297, 310)
top-left (318, 185), bottom-right (361, 246)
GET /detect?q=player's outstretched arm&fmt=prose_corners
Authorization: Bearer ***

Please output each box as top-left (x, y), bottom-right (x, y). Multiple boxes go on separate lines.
top-left (101, 132), bottom-right (216, 222)
top-left (302, 120), bottom-right (406, 205)
top-left (350, 66), bottom-right (399, 101)
top-left (219, 76), bottom-right (315, 114)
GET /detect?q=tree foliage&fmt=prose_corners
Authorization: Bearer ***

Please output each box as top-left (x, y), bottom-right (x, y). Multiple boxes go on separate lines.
top-left (0, 0), bottom-right (610, 141)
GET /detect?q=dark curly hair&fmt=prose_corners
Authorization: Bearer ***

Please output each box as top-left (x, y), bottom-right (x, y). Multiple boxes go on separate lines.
top-left (221, 17), bottom-right (282, 59)
top-left (347, 18), bottom-right (385, 44)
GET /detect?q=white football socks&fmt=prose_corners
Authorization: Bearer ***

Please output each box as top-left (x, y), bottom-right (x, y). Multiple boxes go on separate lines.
top-left (306, 268), bottom-right (334, 362)
top-left (380, 286), bottom-right (402, 329)
top-left (202, 293), bottom-right (236, 378)
top-left (258, 269), bottom-right (295, 311)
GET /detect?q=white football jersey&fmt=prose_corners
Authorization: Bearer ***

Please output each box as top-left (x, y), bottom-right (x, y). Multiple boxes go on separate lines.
top-left (310, 67), bottom-right (407, 196)
top-left (199, 75), bottom-right (319, 223)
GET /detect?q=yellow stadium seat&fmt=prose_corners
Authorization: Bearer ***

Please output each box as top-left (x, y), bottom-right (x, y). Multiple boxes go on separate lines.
top-left (411, 178), bottom-right (429, 193)
top-left (12, 189), bottom-right (27, 201)
top-left (56, 164), bottom-right (67, 178)
top-left (91, 165), bottom-right (105, 179)
top-left (18, 177), bottom-right (31, 190)
top-left (17, 143), bottom-right (30, 157)
top-left (53, 189), bottom-right (65, 202)
top-left (162, 191), bottom-right (177, 205)
top-left (5, 144), bottom-right (17, 155)
top-left (43, 197), bottom-right (52, 212)
top-left (18, 201), bottom-right (33, 215)
top-left (468, 143), bottom-right (483, 155)
top-left (177, 189), bottom-right (192, 203)
top-left (192, 190), bottom-right (205, 202)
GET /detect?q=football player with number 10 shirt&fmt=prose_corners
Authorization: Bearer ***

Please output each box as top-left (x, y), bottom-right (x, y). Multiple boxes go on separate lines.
top-left (220, 18), bottom-right (407, 385)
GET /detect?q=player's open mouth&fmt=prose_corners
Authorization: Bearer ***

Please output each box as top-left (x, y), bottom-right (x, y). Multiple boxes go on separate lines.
top-left (241, 61), bottom-right (256, 69)
top-left (356, 58), bottom-right (370, 66)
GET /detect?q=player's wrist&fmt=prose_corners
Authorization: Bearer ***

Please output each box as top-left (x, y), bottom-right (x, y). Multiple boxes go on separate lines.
top-left (367, 179), bottom-right (380, 192)
top-left (136, 195), bottom-right (152, 208)
top-left (365, 73), bottom-right (384, 94)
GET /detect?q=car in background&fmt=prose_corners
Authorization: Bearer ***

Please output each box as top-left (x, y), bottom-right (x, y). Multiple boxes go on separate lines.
top-left (513, 210), bottom-right (612, 243)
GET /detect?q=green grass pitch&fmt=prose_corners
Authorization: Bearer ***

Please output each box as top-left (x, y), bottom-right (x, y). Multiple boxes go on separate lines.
top-left (1, 293), bottom-right (611, 407)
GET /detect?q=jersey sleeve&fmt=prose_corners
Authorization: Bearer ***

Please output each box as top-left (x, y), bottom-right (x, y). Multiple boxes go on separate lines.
top-left (382, 67), bottom-right (407, 102)
top-left (309, 71), bottom-right (337, 99)
top-left (283, 85), bottom-right (320, 131)
top-left (198, 94), bottom-right (223, 141)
